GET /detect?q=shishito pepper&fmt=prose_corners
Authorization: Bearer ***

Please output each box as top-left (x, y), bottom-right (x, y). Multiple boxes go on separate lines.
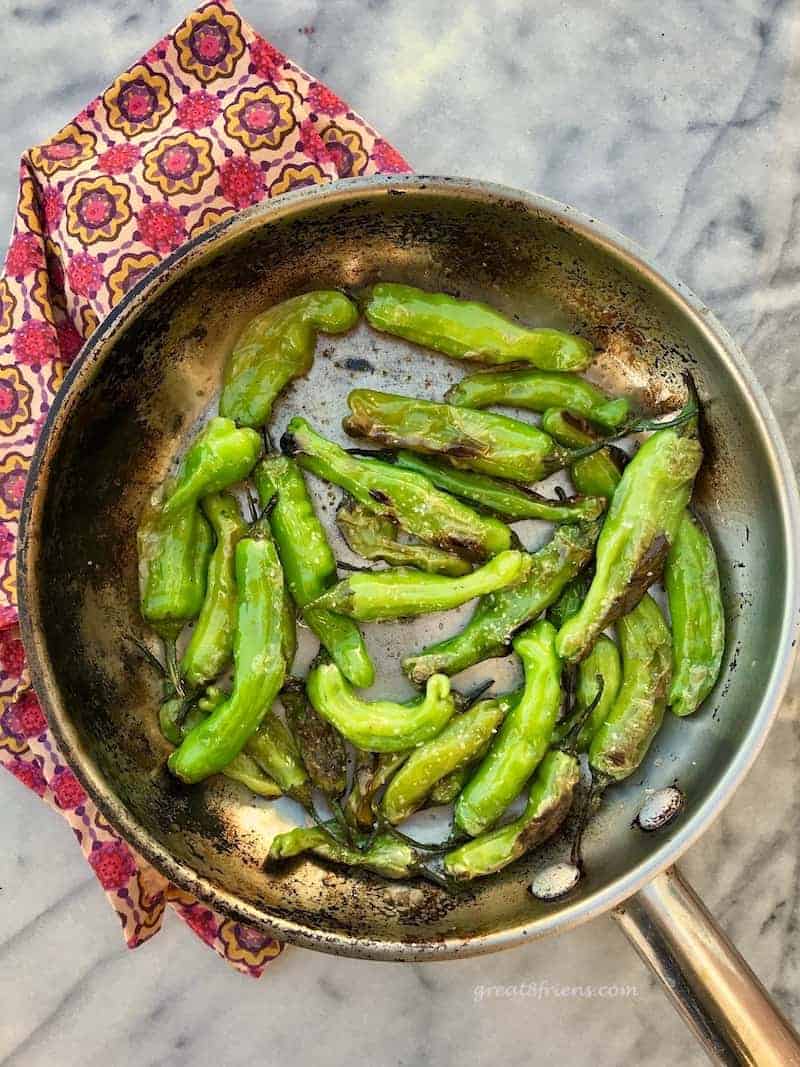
top-left (444, 749), bottom-right (579, 881)
top-left (254, 455), bottom-right (374, 688)
top-left (138, 495), bottom-right (213, 639)
top-left (392, 451), bottom-right (605, 525)
top-left (362, 283), bottom-right (593, 371)
top-left (589, 593), bottom-right (671, 781)
top-left (541, 408), bottom-right (626, 501)
top-left (343, 389), bottom-right (575, 484)
top-left (455, 620), bottom-right (562, 837)
top-left (219, 291), bottom-right (358, 428)
top-left (282, 418), bottom-right (512, 559)
top-left (161, 417), bottom-right (261, 516)
top-left (168, 517), bottom-right (288, 784)
top-left (336, 499), bottom-right (471, 576)
top-left (664, 512), bottom-right (725, 716)
top-left (446, 369), bottom-right (630, 430)
top-left (381, 697), bottom-right (509, 824)
top-left (556, 424), bottom-right (702, 664)
top-left (281, 678), bottom-right (347, 798)
top-left (269, 826), bottom-right (419, 880)
top-left (179, 493), bottom-right (247, 689)
top-left (309, 549), bottom-right (530, 622)
top-left (553, 635), bottom-right (622, 752)
top-left (404, 522), bottom-right (599, 684)
top-left (307, 660), bottom-right (455, 752)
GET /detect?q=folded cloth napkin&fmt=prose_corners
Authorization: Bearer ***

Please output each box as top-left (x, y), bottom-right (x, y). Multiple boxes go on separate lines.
top-left (0, 0), bottom-right (409, 977)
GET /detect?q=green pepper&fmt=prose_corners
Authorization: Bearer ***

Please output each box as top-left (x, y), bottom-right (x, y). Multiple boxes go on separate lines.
top-left (404, 522), bottom-right (599, 684)
top-left (137, 495), bottom-right (213, 639)
top-left (254, 455), bottom-right (374, 688)
top-left (178, 493), bottom-right (247, 689)
top-left (589, 594), bottom-right (671, 781)
top-left (281, 678), bottom-right (347, 797)
top-left (168, 522), bottom-right (288, 784)
top-left (556, 425), bottom-right (701, 665)
top-left (269, 826), bottom-right (418, 880)
top-left (444, 749), bottom-right (579, 880)
top-left (244, 706), bottom-right (311, 806)
top-left (343, 389), bottom-right (572, 484)
top-left (310, 549), bottom-right (530, 622)
top-left (541, 409), bottom-right (626, 501)
top-left (362, 283), bottom-right (593, 371)
top-left (282, 418), bottom-right (511, 559)
top-left (381, 697), bottom-right (509, 824)
top-left (429, 765), bottom-right (471, 806)
top-left (455, 620), bottom-right (562, 837)
top-left (336, 499), bottom-right (471, 576)
top-left (446, 369), bottom-right (630, 430)
top-left (344, 750), bottom-right (408, 829)
top-left (392, 452), bottom-right (605, 524)
top-left (307, 661), bottom-right (455, 752)
top-left (220, 291), bottom-right (358, 428)
top-left (164, 686), bottom-right (284, 799)
top-left (222, 752), bottom-right (283, 798)
top-left (546, 571), bottom-right (593, 630)
top-left (161, 417), bottom-right (261, 516)
top-left (665, 512), bottom-right (725, 716)
top-left (553, 635), bottom-right (622, 752)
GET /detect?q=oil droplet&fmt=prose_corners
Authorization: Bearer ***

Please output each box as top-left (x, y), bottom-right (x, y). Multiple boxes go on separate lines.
top-left (636, 786), bottom-right (684, 831)
top-left (529, 862), bottom-right (581, 901)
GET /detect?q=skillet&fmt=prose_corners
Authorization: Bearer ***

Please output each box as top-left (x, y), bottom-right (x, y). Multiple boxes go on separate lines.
top-left (17, 175), bottom-right (800, 1064)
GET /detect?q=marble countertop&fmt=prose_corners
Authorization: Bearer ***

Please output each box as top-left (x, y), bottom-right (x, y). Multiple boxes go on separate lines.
top-left (1, 1), bottom-right (799, 1064)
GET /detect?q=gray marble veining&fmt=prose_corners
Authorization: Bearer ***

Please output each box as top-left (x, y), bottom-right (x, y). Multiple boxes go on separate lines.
top-left (1, 1), bottom-right (799, 1064)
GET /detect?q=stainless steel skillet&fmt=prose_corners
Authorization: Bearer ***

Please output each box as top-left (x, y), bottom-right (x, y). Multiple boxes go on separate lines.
top-left (17, 176), bottom-right (800, 1064)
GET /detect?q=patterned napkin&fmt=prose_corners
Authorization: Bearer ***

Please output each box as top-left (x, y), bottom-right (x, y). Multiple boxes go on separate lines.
top-left (0, 0), bottom-right (409, 976)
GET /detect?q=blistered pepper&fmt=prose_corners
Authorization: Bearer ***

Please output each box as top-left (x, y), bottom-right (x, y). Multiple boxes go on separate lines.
top-left (282, 418), bottom-right (512, 559)
top-left (404, 522), bottom-right (599, 684)
top-left (307, 660), bottom-right (455, 752)
top-left (179, 493), bottom-right (247, 689)
top-left (161, 417), bottom-right (261, 516)
top-left (281, 678), bottom-right (347, 798)
top-left (336, 499), bottom-right (471, 576)
top-left (541, 408), bottom-right (627, 501)
top-left (168, 519), bottom-right (288, 783)
top-left (664, 512), bottom-right (725, 716)
top-left (219, 291), bottom-right (358, 428)
top-left (381, 697), bottom-right (509, 824)
top-left (392, 451), bottom-right (605, 525)
top-left (310, 549), bottom-right (530, 622)
top-left (554, 635), bottom-right (622, 752)
top-left (588, 593), bottom-right (671, 782)
top-left (455, 620), bottom-right (563, 837)
top-left (254, 455), bottom-right (374, 688)
top-left (446, 369), bottom-right (630, 430)
top-left (343, 750), bottom-right (409, 829)
top-left (362, 283), bottom-right (593, 371)
top-left (269, 826), bottom-right (418, 880)
top-left (343, 389), bottom-right (575, 484)
top-left (556, 425), bottom-right (702, 664)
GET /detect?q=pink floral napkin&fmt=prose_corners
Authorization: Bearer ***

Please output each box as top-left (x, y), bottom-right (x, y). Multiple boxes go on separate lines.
top-left (0, 0), bottom-right (410, 976)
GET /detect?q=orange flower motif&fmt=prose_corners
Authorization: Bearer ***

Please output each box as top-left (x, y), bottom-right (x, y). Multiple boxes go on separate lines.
top-left (17, 177), bottom-right (44, 236)
top-left (79, 306), bottom-right (100, 339)
top-left (103, 64), bottom-right (173, 138)
top-left (0, 366), bottom-right (33, 436)
top-left (320, 124), bottom-right (369, 178)
top-left (107, 252), bottom-right (160, 307)
top-left (66, 176), bottom-right (131, 246)
top-left (143, 133), bottom-right (214, 195)
top-left (191, 205), bottom-right (235, 237)
top-left (0, 452), bottom-right (29, 521)
top-left (31, 269), bottom-right (56, 324)
top-left (218, 919), bottom-right (282, 969)
top-left (224, 85), bottom-right (297, 151)
top-left (0, 279), bottom-right (17, 338)
top-left (29, 123), bottom-right (96, 176)
top-left (175, 4), bottom-right (245, 84)
top-left (269, 161), bottom-right (327, 198)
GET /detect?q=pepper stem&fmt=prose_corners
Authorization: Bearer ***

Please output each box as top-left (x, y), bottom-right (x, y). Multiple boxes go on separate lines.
top-left (559, 675), bottom-right (604, 757)
top-left (569, 770), bottom-right (609, 871)
top-left (130, 635), bottom-right (168, 678)
top-left (566, 391), bottom-right (700, 465)
top-left (162, 636), bottom-right (184, 698)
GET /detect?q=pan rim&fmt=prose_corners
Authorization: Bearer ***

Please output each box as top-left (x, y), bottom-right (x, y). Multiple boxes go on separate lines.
top-left (17, 174), bottom-right (800, 960)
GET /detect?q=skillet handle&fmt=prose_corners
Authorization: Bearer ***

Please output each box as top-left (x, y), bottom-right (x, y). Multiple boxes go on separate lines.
top-left (613, 865), bottom-right (800, 1065)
